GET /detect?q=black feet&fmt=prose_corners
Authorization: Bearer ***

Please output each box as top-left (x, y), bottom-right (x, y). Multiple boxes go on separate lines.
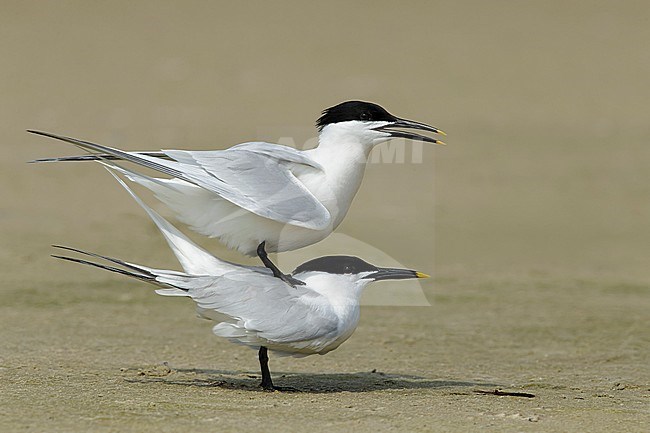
top-left (258, 346), bottom-right (297, 392)
top-left (256, 242), bottom-right (305, 287)
top-left (264, 384), bottom-right (299, 392)
top-left (258, 346), bottom-right (273, 390)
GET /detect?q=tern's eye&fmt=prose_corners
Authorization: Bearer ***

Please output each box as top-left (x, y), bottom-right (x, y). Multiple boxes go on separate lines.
top-left (359, 112), bottom-right (371, 121)
top-left (343, 265), bottom-right (355, 273)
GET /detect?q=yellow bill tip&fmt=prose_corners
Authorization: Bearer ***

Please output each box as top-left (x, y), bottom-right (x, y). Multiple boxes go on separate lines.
top-left (436, 140), bottom-right (447, 146)
top-left (437, 129), bottom-right (447, 137)
top-left (415, 271), bottom-right (430, 279)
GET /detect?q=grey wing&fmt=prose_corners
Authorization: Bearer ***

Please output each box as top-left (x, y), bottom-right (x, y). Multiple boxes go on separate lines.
top-left (29, 131), bottom-right (331, 230)
top-left (156, 270), bottom-right (339, 345)
top-left (51, 243), bottom-right (338, 352)
top-left (165, 144), bottom-right (331, 230)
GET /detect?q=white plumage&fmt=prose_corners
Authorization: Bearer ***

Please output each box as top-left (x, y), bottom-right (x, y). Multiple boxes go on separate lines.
top-left (31, 100), bottom-right (444, 256)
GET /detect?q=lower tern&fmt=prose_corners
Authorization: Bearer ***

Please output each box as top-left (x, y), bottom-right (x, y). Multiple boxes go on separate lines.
top-left (30, 101), bottom-right (444, 256)
top-left (53, 170), bottom-right (428, 390)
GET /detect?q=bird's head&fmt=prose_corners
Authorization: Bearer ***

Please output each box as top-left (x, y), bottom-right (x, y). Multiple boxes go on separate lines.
top-left (316, 101), bottom-right (445, 149)
top-left (292, 255), bottom-right (429, 297)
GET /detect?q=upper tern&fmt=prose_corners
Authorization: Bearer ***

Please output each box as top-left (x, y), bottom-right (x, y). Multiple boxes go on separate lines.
top-left (30, 101), bottom-right (445, 255)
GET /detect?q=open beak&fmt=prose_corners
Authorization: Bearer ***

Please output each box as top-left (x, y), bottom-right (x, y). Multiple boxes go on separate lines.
top-left (366, 267), bottom-right (430, 281)
top-left (375, 117), bottom-right (446, 145)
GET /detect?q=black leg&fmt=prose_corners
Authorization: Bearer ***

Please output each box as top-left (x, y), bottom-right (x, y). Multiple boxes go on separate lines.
top-left (259, 346), bottom-right (275, 391)
top-left (258, 346), bottom-right (297, 392)
top-left (256, 242), bottom-right (305, 287)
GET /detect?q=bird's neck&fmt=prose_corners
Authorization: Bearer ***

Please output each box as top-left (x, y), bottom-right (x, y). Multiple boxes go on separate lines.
top-left (300, 273), bottom-right (365, 323)
top-left (309, 137), bottom-right (370, 189)
top-left (313, 125), bottom-right (376, 162)
top-left (301, 130), bottom-right (374, 227)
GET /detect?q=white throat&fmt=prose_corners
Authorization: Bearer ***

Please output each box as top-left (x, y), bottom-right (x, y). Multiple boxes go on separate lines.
top-left (299, 272), bottom-right (371, 307)
top-left (298, 122), bottom-right (390, 228)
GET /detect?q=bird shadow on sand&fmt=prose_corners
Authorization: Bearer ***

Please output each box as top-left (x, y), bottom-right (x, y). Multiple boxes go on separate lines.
top-left (122, 364), bottom-right (497, 394)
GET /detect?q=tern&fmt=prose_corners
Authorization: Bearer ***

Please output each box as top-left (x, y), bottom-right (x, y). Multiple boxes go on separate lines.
top-left (53, 170), bottom-right (428, 390)
top-left (30, 101), bottom-right (444, 256)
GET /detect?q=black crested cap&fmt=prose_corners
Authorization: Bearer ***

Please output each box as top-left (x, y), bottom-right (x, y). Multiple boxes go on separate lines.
top-left (316, 101), bottom-right (397, 130)
top-left (293, 256), bottom-right (378, 275)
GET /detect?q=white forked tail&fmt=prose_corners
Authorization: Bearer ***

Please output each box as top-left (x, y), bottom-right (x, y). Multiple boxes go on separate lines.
top-left (103, 166), bottom-right (238, 276)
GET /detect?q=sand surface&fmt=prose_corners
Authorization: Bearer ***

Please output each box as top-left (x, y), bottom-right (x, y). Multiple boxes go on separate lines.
top-left (1, 1), bottom-right (649, 432)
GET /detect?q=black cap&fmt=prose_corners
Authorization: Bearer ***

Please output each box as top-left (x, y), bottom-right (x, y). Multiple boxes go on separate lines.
top-left (316, 101), bottom-right (397, 131)
top-left (293, 256), bottom-right (378, 275)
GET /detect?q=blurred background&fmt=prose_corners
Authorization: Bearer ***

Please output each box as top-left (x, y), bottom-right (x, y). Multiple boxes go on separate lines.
top-left (1, 1), bottom-right (649, 430)
top-left (2, 0), bottom-right (648, 286)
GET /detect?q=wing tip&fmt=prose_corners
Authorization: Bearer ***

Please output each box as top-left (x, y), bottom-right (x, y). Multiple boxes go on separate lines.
top-left (27, 129), bottom-right (52, 138)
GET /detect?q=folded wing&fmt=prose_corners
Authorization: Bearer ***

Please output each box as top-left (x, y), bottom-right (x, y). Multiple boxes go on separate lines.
top-left (53, 246), bottom-right (339, 355)
top-left (157, 270), bottom-right (339, 351)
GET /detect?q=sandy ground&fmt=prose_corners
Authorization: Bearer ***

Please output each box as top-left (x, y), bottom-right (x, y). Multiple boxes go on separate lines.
top-left (1, 1), bottom-right (649, 432)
